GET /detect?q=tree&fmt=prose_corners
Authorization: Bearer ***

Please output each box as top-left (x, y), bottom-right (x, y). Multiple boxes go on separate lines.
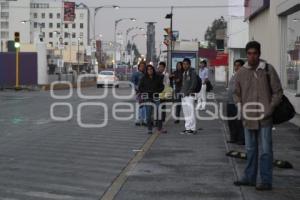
top-left (204, 16), bottom-right (227, 49)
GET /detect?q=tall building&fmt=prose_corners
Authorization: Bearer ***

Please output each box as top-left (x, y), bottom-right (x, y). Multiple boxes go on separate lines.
top-left (145, 22), bottom-right (157, 64)
top-left (0, 0), bottom-right (88, 50)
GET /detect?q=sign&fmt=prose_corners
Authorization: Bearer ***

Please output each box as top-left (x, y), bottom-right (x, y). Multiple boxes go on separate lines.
top-left (210, 53), bottom-right (228, 67)
top-left (64, 2), bottom-right (76, 22)
top-left (171, 51), bottom-right (198, 70)
top-left (245, 0), bottom-right (270, 20)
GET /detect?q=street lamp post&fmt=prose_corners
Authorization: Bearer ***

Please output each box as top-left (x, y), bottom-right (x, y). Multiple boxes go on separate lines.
top-left (114, 18), bottom-right (136, 71)
top-left (21, 20), bottom-right (43, 43)
top-left (77, 37), bottom-right (82, 74)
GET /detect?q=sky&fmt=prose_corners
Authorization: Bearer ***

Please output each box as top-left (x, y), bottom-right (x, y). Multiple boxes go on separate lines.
top-left (74, 0), bottom-right (244, 55)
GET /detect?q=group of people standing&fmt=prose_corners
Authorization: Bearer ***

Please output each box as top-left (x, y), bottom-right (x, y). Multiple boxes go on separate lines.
top-left (131, 58), bottom-right (211, 135)
top-left (131, 41), bottom-right (284, 191)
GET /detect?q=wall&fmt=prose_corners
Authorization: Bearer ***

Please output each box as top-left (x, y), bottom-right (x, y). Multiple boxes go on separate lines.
top-left (0, 52), bottom-right (38, 86)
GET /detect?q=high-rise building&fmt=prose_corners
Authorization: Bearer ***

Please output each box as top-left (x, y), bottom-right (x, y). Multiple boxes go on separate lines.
top-left (0, 0), bottom-right (88, 50)
top-left (145, 22), bottom-right (157, 64)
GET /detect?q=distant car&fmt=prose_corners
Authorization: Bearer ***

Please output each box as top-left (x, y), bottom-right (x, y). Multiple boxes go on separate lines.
top-left (97, 71), bottom-right (119, 88)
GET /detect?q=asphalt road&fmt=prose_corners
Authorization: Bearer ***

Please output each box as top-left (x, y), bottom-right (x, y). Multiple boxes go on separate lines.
top-left (0, 86), bottom-right (150, 200)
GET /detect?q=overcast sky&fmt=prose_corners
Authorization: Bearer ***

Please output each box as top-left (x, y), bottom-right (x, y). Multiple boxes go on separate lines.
top-left (75, 0), bottom-right (243, 54)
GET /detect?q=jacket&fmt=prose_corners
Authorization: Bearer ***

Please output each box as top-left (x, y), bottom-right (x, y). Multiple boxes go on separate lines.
top-left (233, 60), bottom-right (283, 130)
top-left (180, 68), bottom-right (198, 97)
top-left (138, 74), bottom-right (164, 101)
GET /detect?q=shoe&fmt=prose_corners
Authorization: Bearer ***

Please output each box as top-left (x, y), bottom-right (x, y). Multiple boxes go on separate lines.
top-left (157, 128), bottom-right (167, 134)
top-left (227, 140), bottom-right (237, 144)
top-left (186, 130), bottom-right (196, 135)
top-left (135, 122), bottom-right (142, 126)
top-left (237, 141), bottom-right (245, 145)
top-left (256, 184), bottom-right (272, 191)
top-left (142, 122), bottom-right (147, 126)
top-left (234, 180), bottom-right (256, 187)
top-left (180, 130), bottom-right (188, 135)
top-left (148, 131), bottom-right (153, 135)
top-left (174, 120), bottom-right (180, 124)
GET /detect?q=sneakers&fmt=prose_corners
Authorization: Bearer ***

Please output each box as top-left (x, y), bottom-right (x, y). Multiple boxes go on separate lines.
top-left (157, 128), bottom-right (167, 134)
top-left (233, 180), bottom-right (256, 187)
top-left (256, 184), bottom-right (272, 191)
top-left (180, 130), bottom-right (196, 135)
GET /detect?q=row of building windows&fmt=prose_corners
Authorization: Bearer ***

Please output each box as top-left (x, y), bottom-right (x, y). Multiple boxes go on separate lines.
top-left (48, 42), bottom-right (84, 46)
top-left (0, 2), bottom-right (9, 9)
top-left (32, 12), bottom-right (84, 20)
top-left (30, 3), bottom-right (50, 9)
top-left (33, 22), bottom-right (84, 29)
top-left (47, 32), bottom-right (84, 39)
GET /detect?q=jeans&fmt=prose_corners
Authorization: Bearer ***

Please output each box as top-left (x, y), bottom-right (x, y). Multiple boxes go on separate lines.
top-left (138, 105), bottom-right (146, 123)
top-left (243, 126), bottom-right (273, 185)
top-left (145, 100), bottom-right (162, 131)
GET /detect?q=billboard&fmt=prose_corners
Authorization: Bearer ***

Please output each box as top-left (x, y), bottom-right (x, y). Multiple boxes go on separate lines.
top-left (64, 2), bottom-right (76, 22)
top-left (171, 51), bottom-right (198, 70)
top-left (245, 0), bottom-right (270, 20)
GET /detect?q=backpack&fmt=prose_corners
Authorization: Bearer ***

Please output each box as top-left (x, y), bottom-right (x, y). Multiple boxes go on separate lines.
top-left (194, 74), bottom-right (202, 93)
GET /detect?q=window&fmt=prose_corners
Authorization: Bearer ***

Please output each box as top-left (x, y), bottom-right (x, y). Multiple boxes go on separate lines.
top-left (41, 23), bottom-right (45, 28)
top-left (80, 23), bottom-right (84, 29)
top-left (34, 22), bottom-right (38, 28)
top-left (80, 32), bottom-right (84, 37)
top-left (57, 23), bottom-right (60, 28)
top-left (72, 33), bottom-right (76, 38)
top-left (72, 23), bottom-right (76, 29)
top-left (57, 13), bottom-right (60, 19)
top-left (0, 31), bottom-right (9, 39)
top-left (286, 10), bottom-right (300, 92)
top-left (49, 13), bottom-right (53, 19)
top-left (80, 13), bottom-right (84, 19)
top-left (49, 23), bottom-right (53, 28)
top-left (49, 32), bottom-right (53, 38)
top-left (64, 42), bottom-right (68, 45)
top-left (49, 42), bottom-right (53, 47)
top-left (0, 2), bottom-right (9, 9)
top-left (64, 32), bottom-right (69, 38)
top-left (1, 12), bottom-right (9, 19)
top-left (41, 13), bottom-right (45, 19)
top-left (0, 22), bottom-right (8, 29)
top-left (65, 23), bottom-right (68, 29)
top-left (33, 13), bottom-right (38, 18)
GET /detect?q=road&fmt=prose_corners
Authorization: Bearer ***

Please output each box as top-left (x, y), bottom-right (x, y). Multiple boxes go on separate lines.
top-left (0, 86), bottom-right (150, 200)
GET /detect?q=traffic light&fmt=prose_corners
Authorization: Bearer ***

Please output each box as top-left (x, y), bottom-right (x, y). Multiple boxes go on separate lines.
top-left (14, 32), bottom-right (20, 48)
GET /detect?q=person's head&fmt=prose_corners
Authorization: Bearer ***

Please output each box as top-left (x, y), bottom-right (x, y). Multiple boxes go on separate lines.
top-left (246, 41), bottom-right (261, 66)
top-left (138, 62), bottom-right (146, 72)
top-left (182, 58), bottom-right (191, 71)
top-left (176, 62), bottom-right (183, 71)
top-left (146, 64), bottom-right (155, 77)
top-left (158, 61), bottom-right (166, 74)
top-left (234, 59), bottom-right (245, 73)
top-left (200, 60), bottom-right (207, 68)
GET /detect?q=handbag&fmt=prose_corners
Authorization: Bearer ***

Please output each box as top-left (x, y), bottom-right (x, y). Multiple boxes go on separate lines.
top-left (159, 85), bottom-right (173, 100)
top-left (266, 64), bottom-right (295, 124)
top-left (206, 80), bottom-right (213, 92)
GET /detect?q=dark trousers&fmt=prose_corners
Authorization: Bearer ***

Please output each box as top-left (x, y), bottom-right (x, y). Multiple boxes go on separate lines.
top-left (145, 100), bottom-right (162, 131)
top-left (227, 103), bottom-right (245, 142)
top-left (174, 91), bottom-right (182, 118)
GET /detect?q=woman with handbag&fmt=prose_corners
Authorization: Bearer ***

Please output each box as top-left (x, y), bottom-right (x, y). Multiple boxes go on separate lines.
top-left (138, 64), bottom-right (165, 135)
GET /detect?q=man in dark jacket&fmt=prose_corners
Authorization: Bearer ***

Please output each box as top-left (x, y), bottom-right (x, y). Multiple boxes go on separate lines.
top-left (180, 58), bottom-right (198, 135)
top-left (131, 62), bottom-right (146, 126)
top-left (139, 64), bottom-right (164, 134)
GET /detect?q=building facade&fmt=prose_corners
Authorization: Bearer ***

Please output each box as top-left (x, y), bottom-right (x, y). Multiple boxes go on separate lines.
top-left (245, 0), bottom-right (300, 124)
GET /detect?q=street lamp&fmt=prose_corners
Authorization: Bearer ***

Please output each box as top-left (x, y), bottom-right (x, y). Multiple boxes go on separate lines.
top-left (94, 5), bottom-right (120, 40)
top-left (114, 17), bottom-right (136, 71)
top-left (21, 20), bottom-right (43, 43)
top-left (77, 37), bottom-right (82, 74)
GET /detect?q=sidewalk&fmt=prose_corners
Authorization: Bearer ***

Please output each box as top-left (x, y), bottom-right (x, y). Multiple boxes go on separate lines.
top-left (114, 84), bottom-right (300, 200)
